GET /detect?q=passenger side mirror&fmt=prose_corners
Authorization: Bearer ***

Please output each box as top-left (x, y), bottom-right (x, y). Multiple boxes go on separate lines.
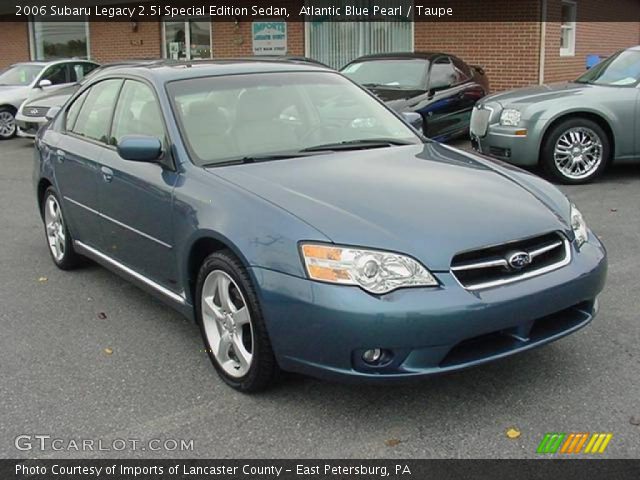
top-left (38, 79), bottom-right (53, 89)
top-left (117, 135), bottom-right (163, 163)
top-left (45, 106), bottom-right (61, 121)
top-left (401, 112), bottom-right (423, 132)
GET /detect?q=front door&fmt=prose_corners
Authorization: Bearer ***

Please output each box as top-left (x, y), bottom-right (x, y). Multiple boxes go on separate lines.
top-left (97, 79), bottom-right (179, 292)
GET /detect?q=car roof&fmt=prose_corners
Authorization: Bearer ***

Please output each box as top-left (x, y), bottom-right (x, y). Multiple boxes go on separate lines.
top-left (12, 59), bottom-right (97, 67)
top-left (91, 58), bottom-right (333, 83)
top-left (347, 52), bottom-right (449, 63)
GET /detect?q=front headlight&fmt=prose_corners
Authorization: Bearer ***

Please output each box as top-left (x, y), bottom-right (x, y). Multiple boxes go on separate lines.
top-left (570, 204), bottom-right (588, 247)
top-left (300, 243), bottom-right (438, 294)
top-left (500, 108), bottom-right (521, 126)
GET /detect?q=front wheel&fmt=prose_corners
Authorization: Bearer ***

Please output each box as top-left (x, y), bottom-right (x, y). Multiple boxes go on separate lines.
top-left (196, 250), bottom-right (279, 392)
top-left (541, 118), bottom-right (609, 184)
top-left (0, 107), bottom-right (16, 139)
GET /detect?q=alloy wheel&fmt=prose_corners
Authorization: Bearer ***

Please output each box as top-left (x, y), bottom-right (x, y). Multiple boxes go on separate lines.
top-left (201, 270), bottom-right (254, 378)
top-left (44, 195), bottom-right (66, 262)
top-left (553, 127), bottom-right (603, 180)
top-left (0, 111), bottom-right (16, 138)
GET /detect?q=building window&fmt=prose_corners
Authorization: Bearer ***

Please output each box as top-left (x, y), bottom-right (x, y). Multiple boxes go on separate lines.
top-left (306, 21), bottom-right (413, 69)
top-left (560, 1), bottom-right (577, 57)
top-left (163, 19), bottom-right (212, 60)
top-left (31, 20), bottom-right (89, 60)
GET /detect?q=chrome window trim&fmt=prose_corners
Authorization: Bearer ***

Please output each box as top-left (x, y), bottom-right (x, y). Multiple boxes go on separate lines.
top-left (74, 240), bottom-right (186, 305)
top-left (64, 196), bottom-right (172, 249)
top-left (451, 238), bottom-right (572, 291)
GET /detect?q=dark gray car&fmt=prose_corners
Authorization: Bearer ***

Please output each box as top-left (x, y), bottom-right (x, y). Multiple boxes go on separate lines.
top-left (471, 46), bottom-right (640, 184)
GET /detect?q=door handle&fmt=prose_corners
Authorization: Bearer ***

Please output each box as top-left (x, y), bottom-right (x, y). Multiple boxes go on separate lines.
top-left (101, 166), bottom-right (114, 183)
top-left (55, 149), bottom-right (66, 163)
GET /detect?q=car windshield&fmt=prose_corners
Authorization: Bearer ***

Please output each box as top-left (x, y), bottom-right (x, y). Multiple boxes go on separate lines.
top-left (0, 64), bottom-right (43, 86)
top-left (341, 59), bottom-right (428, 90)
top-left (575, 50), bottom-right (640, 87)
top-left (167, 71), bottom-right (422, 167)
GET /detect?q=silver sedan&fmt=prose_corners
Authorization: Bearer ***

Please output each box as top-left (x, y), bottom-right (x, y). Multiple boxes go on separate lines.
top-left (471, 46), bottom-right (640, 184)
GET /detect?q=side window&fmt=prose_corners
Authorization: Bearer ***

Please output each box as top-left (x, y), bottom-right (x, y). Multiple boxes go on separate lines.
top-left (451, 57), bottom-right (472, 83)
top-left (71, 63), bottom-right (98, 82)
top-left (110, 80), bottom-right (165, 145)
top-left (41, 64), bottom-right (68, 85)
top-left (65, 89), bottom-right (90, 132)
top-left (71, 79), bottom-right (123, 143)
top-left (429, 57), bottom-right (457, 90)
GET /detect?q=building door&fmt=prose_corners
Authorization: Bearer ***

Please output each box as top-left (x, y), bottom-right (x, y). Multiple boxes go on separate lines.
top-left (305, 3), bottom-right (413, 69)
top-left (163, 19), bottom-right (212, 60)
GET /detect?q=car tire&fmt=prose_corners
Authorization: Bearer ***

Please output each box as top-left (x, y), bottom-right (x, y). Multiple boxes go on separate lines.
top-left (42, 187), bottom-right (82, 270)
top-left (541, 118), bottom-right (610, 184)
top-left (196, 250), bottom-right (279, 392)
top-left (0, 107), bottom-right (17, 139)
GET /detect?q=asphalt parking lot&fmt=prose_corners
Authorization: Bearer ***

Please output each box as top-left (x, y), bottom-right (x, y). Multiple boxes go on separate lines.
top-left (1, 137), bottom-right (639, 459)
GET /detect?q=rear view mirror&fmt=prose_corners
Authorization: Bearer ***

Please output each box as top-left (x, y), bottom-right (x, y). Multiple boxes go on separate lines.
top-left (401, 112), bottom-right (423, 132)
top-left (45, 106), bottom-right (60, 121)
top-left (38, 79), bottom-right (52, 88)
top-left (117, 135), bottom-right (163, 163)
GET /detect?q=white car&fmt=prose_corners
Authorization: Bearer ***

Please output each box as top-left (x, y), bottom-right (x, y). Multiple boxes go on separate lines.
top-left (0, 59), bottom-right (98, 139)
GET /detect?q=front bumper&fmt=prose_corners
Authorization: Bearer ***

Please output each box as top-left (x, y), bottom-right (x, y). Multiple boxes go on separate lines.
top-left (15, 113), bottom-right (46, 139)
top-left (251, 237), bottom-right (606, 383)
top-left (472, 124), bottom-right (539, 166)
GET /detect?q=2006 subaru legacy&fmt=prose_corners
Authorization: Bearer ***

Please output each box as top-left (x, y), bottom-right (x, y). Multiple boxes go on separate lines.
top-left (33, 60), bottom-right (607, 392)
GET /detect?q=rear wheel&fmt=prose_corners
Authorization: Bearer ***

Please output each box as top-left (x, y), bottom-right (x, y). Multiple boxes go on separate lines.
top-left (0, 107), bottom-right (16, 139)
top-left (196, 250), bottom-right (278, 392)
top-left (541, 118), bottom-right (609, 184)
top-left (42, 187), bottom-right (82, 270)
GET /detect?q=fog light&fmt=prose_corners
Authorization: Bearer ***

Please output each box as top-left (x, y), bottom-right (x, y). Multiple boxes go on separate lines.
top-left (362, 348), bottom-right (382, 364)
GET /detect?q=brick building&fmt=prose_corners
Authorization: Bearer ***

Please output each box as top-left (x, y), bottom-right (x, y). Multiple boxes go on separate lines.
top-left (0, 0), bottom-right (638, 91)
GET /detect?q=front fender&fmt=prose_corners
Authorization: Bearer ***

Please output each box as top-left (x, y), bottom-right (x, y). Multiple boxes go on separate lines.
top-left (527, 104), bottom-right (623, 159)
top-left (173, 167), bottom-right (331, 304)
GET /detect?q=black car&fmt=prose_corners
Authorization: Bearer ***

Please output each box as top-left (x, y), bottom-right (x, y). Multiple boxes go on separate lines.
top-left (341, 52), bottom-right (489, 142)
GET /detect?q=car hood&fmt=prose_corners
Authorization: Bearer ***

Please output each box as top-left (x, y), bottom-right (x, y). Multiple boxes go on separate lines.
top-left (208, 143), bottom-right (571, 271)
top-left (24, 84), bottom-right (79, 108)
top-left (483, 82), bottom-right (596, 107)
top-left (0, 85), bottom-right (28, 99)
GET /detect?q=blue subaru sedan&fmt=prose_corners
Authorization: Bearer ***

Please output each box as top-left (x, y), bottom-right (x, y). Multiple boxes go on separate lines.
top-left (33, 60), bottom-right (607, 391)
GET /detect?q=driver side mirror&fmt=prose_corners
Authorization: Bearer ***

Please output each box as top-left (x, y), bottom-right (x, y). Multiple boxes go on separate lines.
top-left (45, 106), bottom-right (61, 121)
top-left (401, 112), bottom-right (423, 132)
top-left (38, 79), bottom-right (52, 89)
top-left (117, 135), bottom-right (163, 163)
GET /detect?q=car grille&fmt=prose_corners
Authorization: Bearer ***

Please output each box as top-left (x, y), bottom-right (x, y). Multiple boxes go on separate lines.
top-left (22, 106), bottom-right (49, 118)
top-left (470, 106), bottom-right (492, 137)
top-left (451, 232), bottom-right (571, 290)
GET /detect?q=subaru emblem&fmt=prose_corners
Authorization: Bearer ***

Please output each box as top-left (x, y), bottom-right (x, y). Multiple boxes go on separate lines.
top-left (507, 251), bottom-right (531, 270)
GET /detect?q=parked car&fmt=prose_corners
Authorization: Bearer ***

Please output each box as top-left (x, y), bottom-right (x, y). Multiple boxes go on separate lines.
top-left (471, 46), bottom-right (640, 184)
top-left (0, 59), bottom-right (98, 139)
top-left (16, 60), bottom-right (172, 138)
top-left (341, 52), bottom-right (489, 141)
top-left (34, 60), bottom-right (606, 392)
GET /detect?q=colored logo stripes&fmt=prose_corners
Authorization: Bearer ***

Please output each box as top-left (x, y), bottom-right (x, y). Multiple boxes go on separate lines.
top-left (537, 433), bottom-right (613, 454)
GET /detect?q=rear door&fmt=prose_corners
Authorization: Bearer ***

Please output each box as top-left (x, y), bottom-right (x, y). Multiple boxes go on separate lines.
top-left (96, 79), bottom-right (179, 291)
top-left (53, 79), bottom-right (123, 245)
top-left (423, 56), bottom-right (461, 139)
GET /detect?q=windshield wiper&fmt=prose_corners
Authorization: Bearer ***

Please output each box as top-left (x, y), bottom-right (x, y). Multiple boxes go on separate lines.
top-left (202, 152), bottom-right (315, 168)
top-left (301, 139), bottom-right (417, 153)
